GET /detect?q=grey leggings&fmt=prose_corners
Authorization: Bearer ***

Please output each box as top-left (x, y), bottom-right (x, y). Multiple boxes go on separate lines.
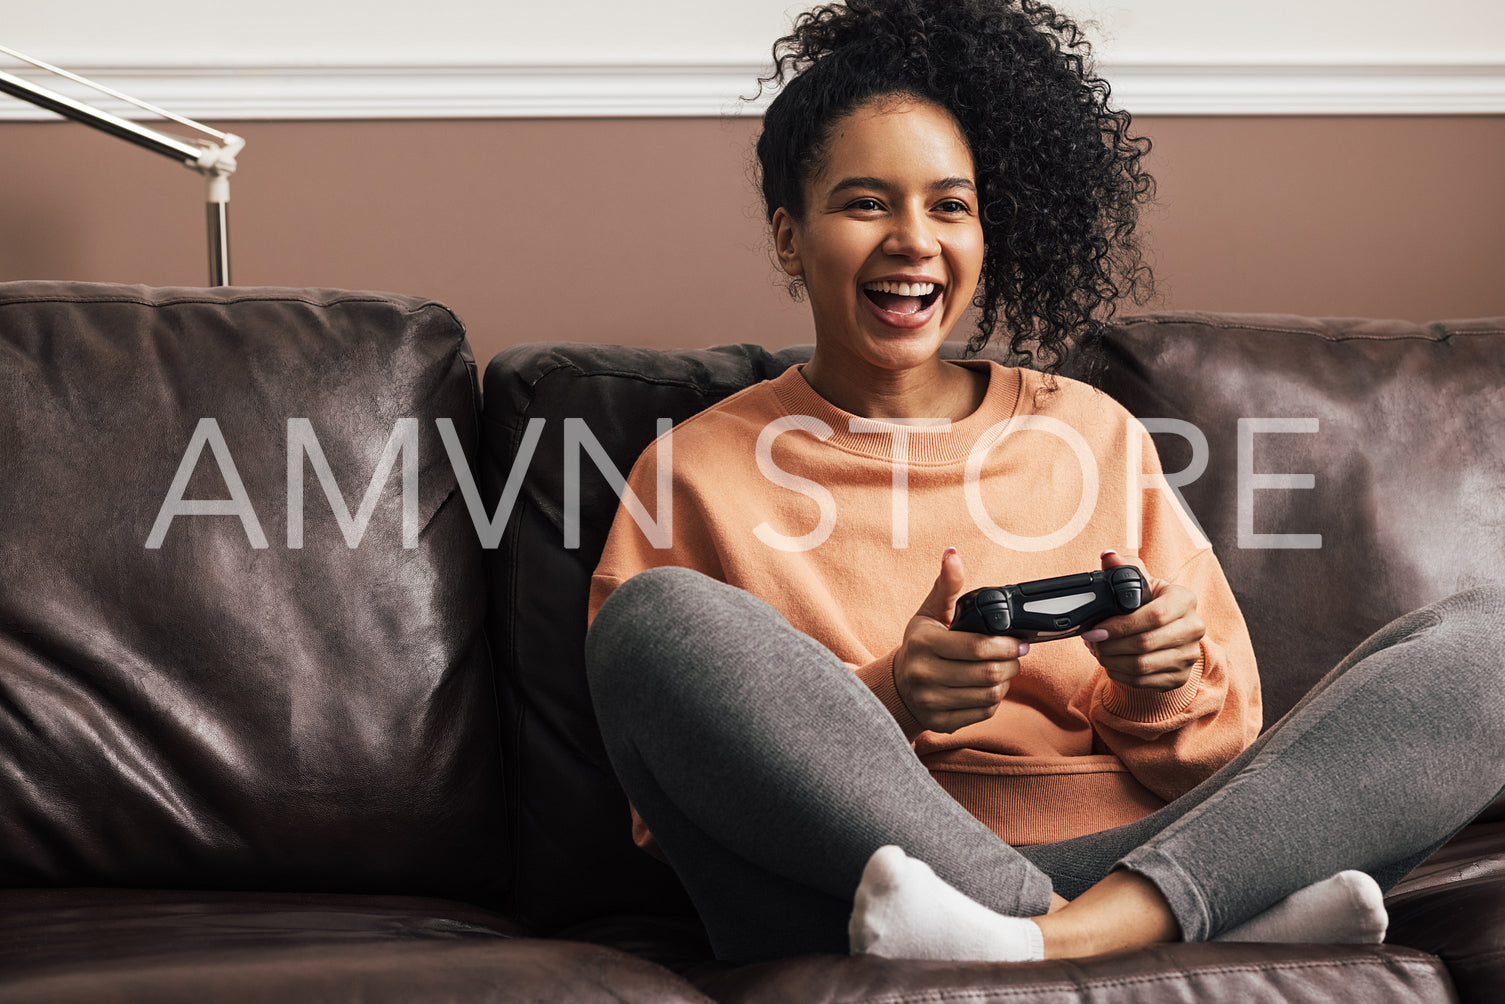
top-left (585, 567), bottom-right (1505, 962)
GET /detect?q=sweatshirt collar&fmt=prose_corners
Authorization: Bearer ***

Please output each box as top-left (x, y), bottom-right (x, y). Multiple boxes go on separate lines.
top-left (770, 360), bottom-right (1026, 465)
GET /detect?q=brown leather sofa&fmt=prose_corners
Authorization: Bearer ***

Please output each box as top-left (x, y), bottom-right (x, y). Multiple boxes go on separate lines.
top-left (1, 281), bottom-right (1501, 1002)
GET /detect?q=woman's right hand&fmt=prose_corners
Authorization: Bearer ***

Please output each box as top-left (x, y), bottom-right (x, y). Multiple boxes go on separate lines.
top-left (894, 548), bottom-right (1027, 734)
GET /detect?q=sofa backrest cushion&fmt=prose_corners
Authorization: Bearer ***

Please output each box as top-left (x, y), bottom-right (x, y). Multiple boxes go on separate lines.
top-left (0, 283), bottom-right (506, 902)
top-left (1093, 313), bottom-right (1505, 722)
top-left (481, 342), bottom-right (810, 931)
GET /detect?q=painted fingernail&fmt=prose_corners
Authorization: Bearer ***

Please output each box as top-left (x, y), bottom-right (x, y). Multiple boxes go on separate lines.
top-left (1100, 549), bottom-right (1118, 558)
top-left (1018, 642), bottom-right (1030, 657)
top-left (1083, 629), bottom-right (1110, 643)
top-left (943, 546), bottom-right (957, 557)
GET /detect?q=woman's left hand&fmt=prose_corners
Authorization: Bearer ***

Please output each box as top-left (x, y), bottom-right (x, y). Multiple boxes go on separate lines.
top-left (1082, 551), bottom-right (1204, 692)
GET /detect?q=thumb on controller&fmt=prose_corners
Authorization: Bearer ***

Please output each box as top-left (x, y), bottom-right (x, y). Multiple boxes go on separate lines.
top-left (916, 546), bottom-right (967, 626)
top-left (1099, 548), bottom-right (1132, 572)
top-left (1100, 548), bottom-right (1165, 596)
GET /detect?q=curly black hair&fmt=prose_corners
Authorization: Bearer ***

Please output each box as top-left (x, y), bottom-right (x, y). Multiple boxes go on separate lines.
top-left (754, 0), bottom-right (1155, 376)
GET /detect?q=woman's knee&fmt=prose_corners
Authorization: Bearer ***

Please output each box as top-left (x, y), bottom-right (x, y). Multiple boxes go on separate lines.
top-left (1418, 585), bottom-right (1505, 685)
top-left (586, 565), bottom-right (832, 720)
top-left (1427, 584), bottom-right (1505, 631)
top-left (585, 566), bottom-right (752, 702)
top-left (1337, 585), bottom-right (1504, 672)
top-left (591, 565), bottom-right (716, 638)
top-left (1369, 586), bottom-right (1505, 768)
top-left (588, 566), bottom-right (704, 676)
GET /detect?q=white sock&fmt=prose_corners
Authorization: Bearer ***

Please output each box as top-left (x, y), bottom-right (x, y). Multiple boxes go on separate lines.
top-left (1216, 870), bottom-right (1388, 944)
top-left (848, 845), bottom-right (1045, 962)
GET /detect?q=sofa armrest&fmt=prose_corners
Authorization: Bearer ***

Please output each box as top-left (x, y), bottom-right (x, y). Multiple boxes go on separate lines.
top-left (1385, 820), bottom-right (1505, 1004)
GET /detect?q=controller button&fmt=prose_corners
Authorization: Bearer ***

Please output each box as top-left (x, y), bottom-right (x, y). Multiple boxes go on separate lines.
top-left (1053, 616), bottom-right (1072, 629)
top-left (1110, 567), bottom-right (1139, 583)
top-left (985, 611), bottom-right (1011, 631)
top-left (1115, 586), bottom-right (1141, 609)
top-left (976, 589), bottom-right (1005, 605)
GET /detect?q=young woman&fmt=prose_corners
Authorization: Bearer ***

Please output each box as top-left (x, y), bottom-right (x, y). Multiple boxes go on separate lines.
top-left (584, 0), bottom-right (1505, 964)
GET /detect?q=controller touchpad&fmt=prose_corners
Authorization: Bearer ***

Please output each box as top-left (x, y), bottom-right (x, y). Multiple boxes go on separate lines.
top-left (1021, 591), bottom-right (1097, 616)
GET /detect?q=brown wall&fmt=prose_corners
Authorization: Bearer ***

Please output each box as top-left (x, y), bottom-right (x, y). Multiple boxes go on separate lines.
top-left (2, 115), bottom-right (1502, 369)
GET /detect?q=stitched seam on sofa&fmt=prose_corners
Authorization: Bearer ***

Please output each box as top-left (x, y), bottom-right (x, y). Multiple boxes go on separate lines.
top-left (495, 393), bottom-right (535, 919)
top-left (1117, 315), bottom-right (1344, 338)
top-left (0, 291), bottom-right (473, 398)
top-left (1055, 955), bottom-right (1439, 999)
top-left (1265, 329), bottom-right (1505, 343)
top-left (0, 293), bottom-right (445, 315)
top-left (819, 954), bottom-right (1441, 1004)
top-left (1386, 866), bottom-right (1505, 903)
top-left (1120, 316), bottom-right (1505, 342)
top-left (487, 359), bottom-right (757, 454)
top-left (1126, 316), bottom-right (1505, 339)
top-left (826, 986), bottom-right (1083, 1003)
top-left (1068, 955), bottom-right (1440, 991)
top-left (521, 357), bottom-right (764, 398)
top-left (477, 358), bottom-right (730, 441)
top-left (832, 989), bottom-right (1061, 1003)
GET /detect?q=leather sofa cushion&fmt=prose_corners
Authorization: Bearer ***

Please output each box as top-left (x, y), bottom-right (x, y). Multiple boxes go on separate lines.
top-left (0, 889), bottom-right (710, 1003)
top-left (482, 342), bottom-right (809, 934)
top-left (0, 283), bottom-right (506, 902)
top-left (1385, 820), bottom-right (1505, 1002)
top-left (689, 942), bottom-right (1457, 1003)
top-left (1092, 313), bottom-right (1505, 722)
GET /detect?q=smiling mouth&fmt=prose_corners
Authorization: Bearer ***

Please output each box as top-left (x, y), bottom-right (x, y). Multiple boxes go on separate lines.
top-left (862, 280), bottom-right (942, 317)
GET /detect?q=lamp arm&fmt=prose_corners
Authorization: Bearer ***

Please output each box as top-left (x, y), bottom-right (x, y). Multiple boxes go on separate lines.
top-left (0, 52), bottom-right (245, 285)
top-left (0, 66), bottom-right (204, 163)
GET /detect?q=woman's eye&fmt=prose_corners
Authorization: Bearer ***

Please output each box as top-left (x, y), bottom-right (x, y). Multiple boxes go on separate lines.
top-left (846, 198), bottom-right (883, 212)
top-left (936, 199), bottom-right (971, 214)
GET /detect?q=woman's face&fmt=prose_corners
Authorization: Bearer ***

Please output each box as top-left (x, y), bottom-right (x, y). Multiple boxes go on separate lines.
top-left (773, 97), bottom-right (984, 376)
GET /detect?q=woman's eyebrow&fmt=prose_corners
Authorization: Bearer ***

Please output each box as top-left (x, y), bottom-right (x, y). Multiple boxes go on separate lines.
top-left (827, 176), bottom-right (977, 197)
top-left (827, 176), bottom-right (889, 197)
top-left (935, 177), bottom-right (977, 193)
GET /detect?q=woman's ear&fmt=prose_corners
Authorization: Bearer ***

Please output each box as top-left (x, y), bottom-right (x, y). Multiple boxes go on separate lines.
top-left (771, 208), bottom-right (804, 277)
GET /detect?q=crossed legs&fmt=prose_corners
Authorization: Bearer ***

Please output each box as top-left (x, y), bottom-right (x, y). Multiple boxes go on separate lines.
top-left (586, 567), bottom-right (1505, 962)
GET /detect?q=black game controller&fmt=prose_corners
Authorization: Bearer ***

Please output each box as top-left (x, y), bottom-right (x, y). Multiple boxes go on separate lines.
top-left (950, 567), bottom-right (1149, 641)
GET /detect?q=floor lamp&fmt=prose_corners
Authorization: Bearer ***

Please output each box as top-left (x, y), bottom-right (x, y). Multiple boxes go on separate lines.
top-left (0, 45), bottom-right (245, 286)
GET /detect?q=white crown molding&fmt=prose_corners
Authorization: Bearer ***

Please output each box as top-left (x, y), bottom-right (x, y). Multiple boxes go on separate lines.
top-left (1106, 61), bottom-right (1505, 115)
top-left (2, 59), bottom-right (1504, 121)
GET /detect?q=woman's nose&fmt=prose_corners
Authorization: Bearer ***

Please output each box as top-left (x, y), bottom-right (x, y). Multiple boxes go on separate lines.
top-left (882, 208), bottom-right (941, 259)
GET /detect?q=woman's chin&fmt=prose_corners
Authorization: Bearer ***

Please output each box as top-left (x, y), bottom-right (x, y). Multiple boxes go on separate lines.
top-left (850, 332), bottom-right (953, 375)
top-left (857, 313), bottom-right (956, 365)
top-left (810, 301), bottom-right (961, 374)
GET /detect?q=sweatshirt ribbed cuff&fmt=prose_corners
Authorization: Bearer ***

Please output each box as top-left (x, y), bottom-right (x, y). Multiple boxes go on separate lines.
top-left (1098, 649), bottom-right (1206, 728)
top-left (853, 650), bottom-right (925, 741)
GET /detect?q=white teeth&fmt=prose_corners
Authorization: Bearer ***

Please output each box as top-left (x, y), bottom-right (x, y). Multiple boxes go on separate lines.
top-left (864, 280), bottom-right (936, 297)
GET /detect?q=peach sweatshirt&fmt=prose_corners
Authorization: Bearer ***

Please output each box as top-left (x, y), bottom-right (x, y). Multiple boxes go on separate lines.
top-left (589, 361), bottom-right (1261, 847)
